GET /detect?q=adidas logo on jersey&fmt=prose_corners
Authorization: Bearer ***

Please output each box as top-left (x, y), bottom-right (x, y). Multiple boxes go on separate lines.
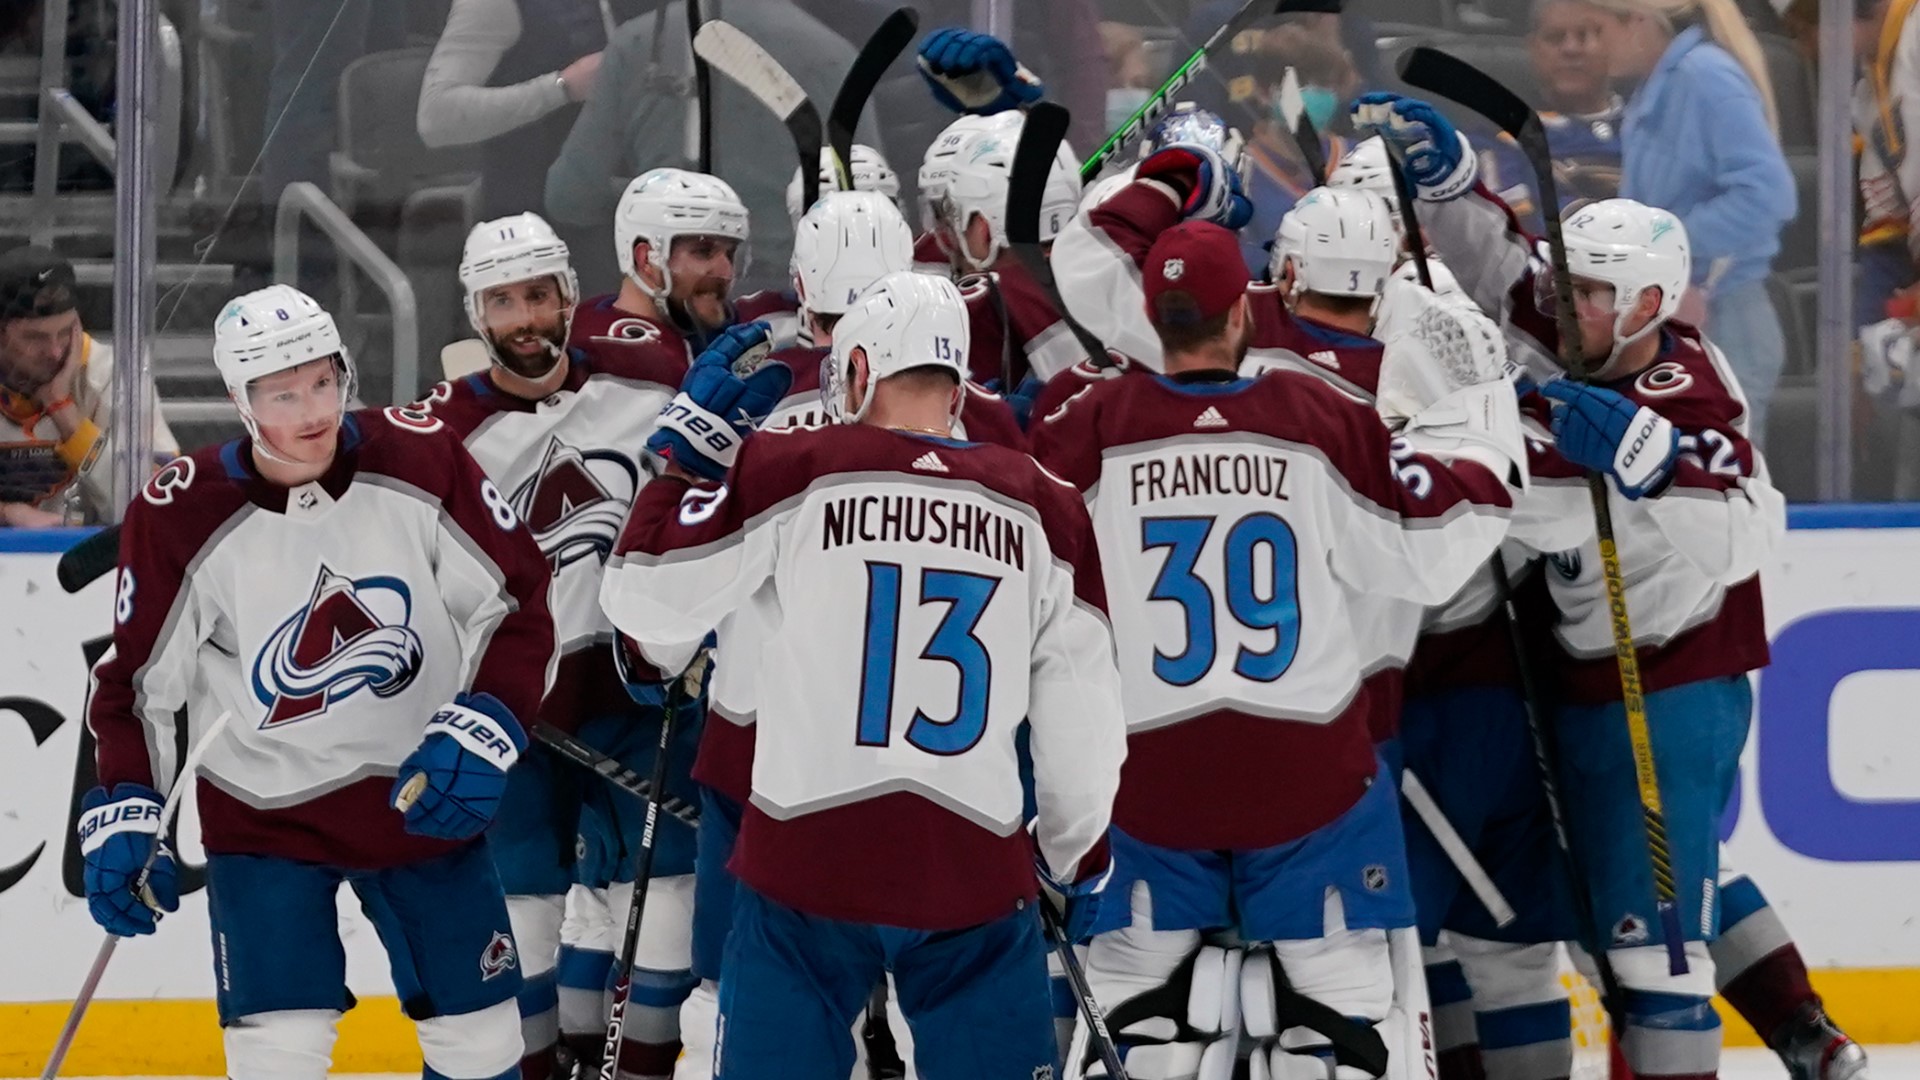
top-left (1193, 406), bottom-right (1229, 428)
top-left (912, 451), bottom-right (950, 473)
top-left (1309, 350), bottom-right (1340, 369)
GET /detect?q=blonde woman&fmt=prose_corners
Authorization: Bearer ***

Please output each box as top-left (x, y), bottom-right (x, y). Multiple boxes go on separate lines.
top-left (1598, 0), bottom-right (1796, 445)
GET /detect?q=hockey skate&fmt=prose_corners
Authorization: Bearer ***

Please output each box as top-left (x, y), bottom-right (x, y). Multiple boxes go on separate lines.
top-left (1771, 1004), bottom-right (1871, 1080)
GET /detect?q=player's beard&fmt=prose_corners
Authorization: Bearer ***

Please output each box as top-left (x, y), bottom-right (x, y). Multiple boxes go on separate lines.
top-left (485, 317), bottom-right (568, 380)
top-left (675, 274), bottom-right (733, 332)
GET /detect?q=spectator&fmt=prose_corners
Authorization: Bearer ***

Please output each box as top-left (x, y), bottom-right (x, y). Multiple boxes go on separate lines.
top-left (0, 247), bottom-right (177, 527)
top-left (1234, 21), bottom-right (1361, 274)
top-left (261, 0), bottom-right (405, 204)
top-left (1596, 0), bottom-right (1796, 443)
top-left (1100, 21), bottom-right (1158, 132)
top-left (1479, 0), bottom-right (1626, 230)
top-left (1853, 0), bottom-right (1914, 333)
top-left (543, 1), bottom-right (880, 294)
top-left (418, 0), bottom-right (652, 289)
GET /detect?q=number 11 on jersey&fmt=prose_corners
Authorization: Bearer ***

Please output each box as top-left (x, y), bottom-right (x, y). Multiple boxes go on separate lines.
top-left (857, 562), bottom-right (1001, 755)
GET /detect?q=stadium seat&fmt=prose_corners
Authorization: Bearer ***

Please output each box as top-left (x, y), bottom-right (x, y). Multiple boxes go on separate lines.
top-left (1761, 34), bottom-right (1816, 152)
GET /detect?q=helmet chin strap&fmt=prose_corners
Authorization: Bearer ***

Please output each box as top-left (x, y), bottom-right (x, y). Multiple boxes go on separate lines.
top-left (485, 329), bottom-right (566, 380)
top-left (1594, 292), bottom-right (1660, 379)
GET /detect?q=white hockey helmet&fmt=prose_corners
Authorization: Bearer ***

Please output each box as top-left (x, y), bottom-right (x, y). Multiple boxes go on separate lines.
top-left (213, 284), bottom-right (351, 440)
top-left (614, 168), bottom-right (751, 299)
top-left (790, 190), bottom-right (915, 318)
top-left (459, 213), bottom-right (579, 368)
top-left (823, 270), bottom-right (970, 424)
top-left (1329, 136), bottom-right (1396, 202)
top-left (928, 115), bottom-right (1083, 272)
top-left (1552, 198), bottom-right (1691, 364)
top-left (1269, 187), bottom-right (1399, 300)
top-left (786, 144), bottom-right (901, 223)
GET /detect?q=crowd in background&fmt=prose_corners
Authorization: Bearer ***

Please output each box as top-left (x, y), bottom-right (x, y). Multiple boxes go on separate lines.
top-left (3, 0), bottom-right (1919, 525)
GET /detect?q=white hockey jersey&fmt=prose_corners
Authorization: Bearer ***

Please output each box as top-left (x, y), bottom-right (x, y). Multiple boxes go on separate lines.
top-left (601, 422), bottom-right (1126, 930)
top-left (88, 411), bottom-right (557, 868)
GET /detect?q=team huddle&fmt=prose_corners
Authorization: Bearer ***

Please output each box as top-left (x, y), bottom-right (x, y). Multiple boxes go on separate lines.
top-left (76, 24), bottom-right (1864, 1080)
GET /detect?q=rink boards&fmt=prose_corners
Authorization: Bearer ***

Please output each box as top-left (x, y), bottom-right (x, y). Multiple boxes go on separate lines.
top-left (3, 509), bottom-right (1919, 1072)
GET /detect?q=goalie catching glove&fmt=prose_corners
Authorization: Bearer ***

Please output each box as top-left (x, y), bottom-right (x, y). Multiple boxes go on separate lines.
top-left (1373, 275), bottom-right (1527, 486)
top-left (647, 321), bottom-right (793, 481)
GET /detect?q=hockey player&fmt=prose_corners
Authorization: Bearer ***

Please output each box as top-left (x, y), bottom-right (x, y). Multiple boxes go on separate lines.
top-left (786, 144), bottom-right (902, 225)
top-left (602, 271), bottom-right (1126, 1080)
top-left (83, 284), bottom-right (556, 1080)
top-left (1032, 218), bottom-right (1527, 1080)
top-left (1357, 92), bottom-right (1788, 1080)
top-left (409, 214), bottom-right (698, 1080)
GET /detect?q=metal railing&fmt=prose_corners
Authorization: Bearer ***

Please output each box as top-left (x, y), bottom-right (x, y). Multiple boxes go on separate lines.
top-left (274, 181), bottom-right (420, 405)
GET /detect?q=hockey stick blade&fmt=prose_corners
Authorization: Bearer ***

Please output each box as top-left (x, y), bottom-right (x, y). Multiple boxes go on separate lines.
top-left (1082, 0), bottom-right (1342, 181)
top-left (828, 8), bottom-right (918, 191)
top-left (693, 21), bottom-right (825, 210)
top-left (1005, 103), bottom-right (1111, 365)
top-left (58, 523), bottom-right (121, 593)
top-left (1396, 47), bottom-right (1533, 145)
top-left (688, 0), bottom-right (711, 171)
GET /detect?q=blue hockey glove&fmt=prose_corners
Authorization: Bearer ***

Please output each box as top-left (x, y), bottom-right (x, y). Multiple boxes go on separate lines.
top-left (916, 27), bottom-right (1043, 115)
top-left (1137, 144), bottom-right (1254, 230)
top-left (393, 692), bottom-right (527, 840)
top-left (77, 783), bottom-right (178, 937)
top-left (1350, 92), bottom-right (1476, 199)
top-left (1540, 379), bottom-right (1679, 499)
top-left (1036, 841), bottom-right (1112, 943)
top-left (648, 322), bottom-right (793, 482)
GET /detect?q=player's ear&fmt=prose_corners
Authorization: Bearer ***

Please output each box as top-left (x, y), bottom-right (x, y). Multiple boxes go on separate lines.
top-left (849, 346), bottom-right (870, 414)
top-left (1639, 284), bottom-right (1665, 325)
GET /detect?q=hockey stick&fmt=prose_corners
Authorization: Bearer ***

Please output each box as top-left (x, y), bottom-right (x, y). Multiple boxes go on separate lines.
top-left (1274, 66), bottom-right (1328, 186)
top-left (828, 7), bottom-right (918, 191)
top-left (692, 21), bottom-right (824, 213)
top-left (58, 523), bottom-right (122, 593)
top-left (1080, 0), bottom-right (1341, 183)
top-left (1006, 102), bottom-right (1113, 368)
top-left (596, 665), bottom-right (691, 1080)
top-left (688, 0), bottom-right (712, 171)
top-left (1039, 899), bottom-right (1128, 1080)
top-left (1401, 770), bottom-right (1516, 927)
top-left (42, 710), bottom-right (232, 1080)
top-left (1397, 44), bottom-right (1689, 979)
top-left (534, 723), bottom-right (701, 829)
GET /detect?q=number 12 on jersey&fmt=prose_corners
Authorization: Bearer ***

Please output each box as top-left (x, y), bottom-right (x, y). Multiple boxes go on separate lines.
top-left (857, 562), bottom-right (1001, 755)
top-left (1142, 512), bottom-right (1302, 686)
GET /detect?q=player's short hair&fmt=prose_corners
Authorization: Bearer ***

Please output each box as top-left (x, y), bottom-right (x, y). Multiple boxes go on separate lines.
top-left (1153, 308), bottom-right (1234, 354)
top-left (1300, 291), bottom-right (1376, 319)
top-left (884, 364), bottom-right (962, 391)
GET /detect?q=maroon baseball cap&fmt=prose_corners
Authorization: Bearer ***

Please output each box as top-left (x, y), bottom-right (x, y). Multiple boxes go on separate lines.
top-left (1143, 222), bottom-right (1250, 328)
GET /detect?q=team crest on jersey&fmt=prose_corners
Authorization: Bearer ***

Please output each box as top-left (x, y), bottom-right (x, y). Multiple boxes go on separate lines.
top-left (590, 317), bottom-right (664, 346)
top-left (1548, 549), bottom-right (1582, 581)
top-left (510, 437), bottom-right (639, 573)
top-left (480, 930), bottom-right (518, 980)
top-left (251, 565), bottom-right (425, 729)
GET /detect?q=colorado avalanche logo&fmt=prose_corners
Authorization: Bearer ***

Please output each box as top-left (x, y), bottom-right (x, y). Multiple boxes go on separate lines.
top-left (1548, 549), bottom-right (1583, 581)
top-left (511, 437), bottom-right (639, 573)
top-left (590, 317), bottom-right (663, 346)
top-left (251, 566), bottom-right (425, 729)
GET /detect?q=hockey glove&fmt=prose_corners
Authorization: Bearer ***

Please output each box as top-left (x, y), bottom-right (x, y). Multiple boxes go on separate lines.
top-left (1540, 379), bottom-right (1679, 499)
top-left (1136, 144), bottom-right (1254, 231)
top-left (648, 322), bottom-right (793, 482)
top-left (1036, 845), bottom-right (1113, 943)
top-left (916, 28), bottom-right (1043, 115)
top-left (78, 783), bottom-right (178, 936)
top-left (393, 692), bottom-right (527, 840)
top-left (1350, 92), bottom-right (1477, 200)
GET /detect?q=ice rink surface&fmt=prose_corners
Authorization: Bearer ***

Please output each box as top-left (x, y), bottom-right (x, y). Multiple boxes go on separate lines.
top-left (18, 1048), bottom-right (1920, 1080)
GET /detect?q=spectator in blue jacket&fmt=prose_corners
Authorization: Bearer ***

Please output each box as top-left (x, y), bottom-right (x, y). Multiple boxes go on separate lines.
top-left (1598, 0), bottom-right (1796, 445)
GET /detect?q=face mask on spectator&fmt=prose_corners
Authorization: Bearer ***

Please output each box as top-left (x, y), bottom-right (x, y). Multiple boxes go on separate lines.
top-left (1107, 87), bottom-right (1153, 132)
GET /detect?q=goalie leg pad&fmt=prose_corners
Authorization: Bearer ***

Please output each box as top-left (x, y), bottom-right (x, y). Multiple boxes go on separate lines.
top-left (417, 999), bottom-right (523, 1079)
top-left (223, 1008), bottom-right (340, 1080)
top-left (1076, 884), bottom-right (1240, 1079)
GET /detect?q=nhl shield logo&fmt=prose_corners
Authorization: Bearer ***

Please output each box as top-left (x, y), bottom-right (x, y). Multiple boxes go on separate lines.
top-left (251, 565), bottom-right (425, 729)
top-left (1162, 257), bottom-right (1185, 281)
top-left (1363, 865), bottom-right (1389, 892)
top-left (480, 930), bottom-right (518, 981)
top-left (510, 437), bottom-right (640, 574)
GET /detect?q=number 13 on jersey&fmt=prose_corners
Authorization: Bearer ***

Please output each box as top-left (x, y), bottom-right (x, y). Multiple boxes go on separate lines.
top-left (855, 562), bottom-right (1002, 755)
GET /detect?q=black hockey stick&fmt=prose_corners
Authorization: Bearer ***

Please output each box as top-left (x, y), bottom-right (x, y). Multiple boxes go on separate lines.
top-left (688, 0), bottom-right (712, 171)
top-left (1274, 66), bottom-right (1328, 186)
top-left (693, 21), bottom-right (824, 213)
top-left (596, 666), bottom-right (691, 1080)
top-left (58, 523), bottom-right (122, 592)
top-left (535, 723), bottom-right (701, 829)
top-left (828, 7), bottom-right (918, 190)
top-left (1006, 102), bottom-right (1112, 367)
top-left (1039, 899), bottom-right (1128, 1080)
top-left (1081, 0), bottom-right (1341, 182)
top-left (1397, 44), bottom-right (1690, 980)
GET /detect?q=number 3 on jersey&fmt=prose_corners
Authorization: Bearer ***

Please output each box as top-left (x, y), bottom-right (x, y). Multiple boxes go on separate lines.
top-left (1142, 512), bottom-right (1301, 686)
top-left (856, 563), bottom-right (1000, 755)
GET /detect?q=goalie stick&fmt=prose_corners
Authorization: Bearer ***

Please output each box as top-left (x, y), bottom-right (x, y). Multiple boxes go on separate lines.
top-left (534, 723), bottom-right (701, 829)
top-left (42, 710), bottom-right (233, 1080)
top-left (1081, 0), bottom-right (1341, 183)
top-left (827, 8), bottom-right (919, 191)
top-left (692, 21), bottom-right (824, 212)
top-left (1396, 44), bottom-right (1690, 984)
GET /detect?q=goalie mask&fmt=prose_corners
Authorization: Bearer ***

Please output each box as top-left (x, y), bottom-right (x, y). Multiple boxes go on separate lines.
top-left (459, 213), bottom-right (578, 379)
top-left (822, 271), bottom-right (970, 426)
